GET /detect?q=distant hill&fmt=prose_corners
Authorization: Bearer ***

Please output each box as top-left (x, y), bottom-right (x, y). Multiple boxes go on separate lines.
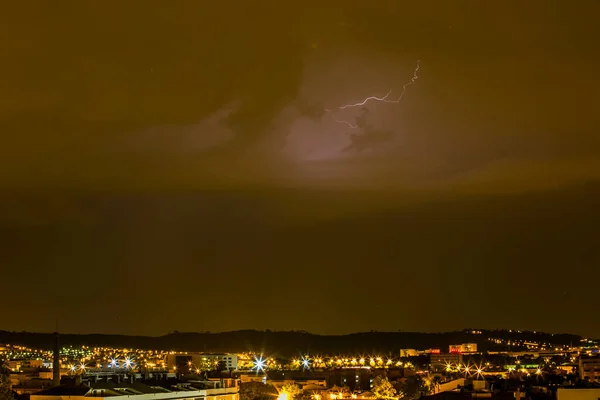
top-left (0, 329), bottom-right (583, 357)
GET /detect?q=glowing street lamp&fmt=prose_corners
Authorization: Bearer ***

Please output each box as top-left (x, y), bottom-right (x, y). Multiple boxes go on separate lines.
top-left (253, 356), bottom-right (266, 373)
top-left (302, 357), bottom-right (311, 370)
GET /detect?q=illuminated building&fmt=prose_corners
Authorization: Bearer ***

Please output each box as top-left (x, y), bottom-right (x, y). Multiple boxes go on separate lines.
top-left (578, 356), bottom-right (600, 382)
top-left (429, 353), bottom-right (462, 372)
top-left (166, 353), bottom-right (238, 373)
top-left (399, 349), bottom-right (419, 357)
top-left (448, 343), bottom-right (478, 354)
top-left (238, 374), bottom-right (267, 384)
top-left (328, 368), bottom-right (395, 391)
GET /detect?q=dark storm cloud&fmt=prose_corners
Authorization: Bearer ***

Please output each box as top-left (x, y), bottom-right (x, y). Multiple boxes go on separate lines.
top-left (1, 1), bottom-right (600, 336)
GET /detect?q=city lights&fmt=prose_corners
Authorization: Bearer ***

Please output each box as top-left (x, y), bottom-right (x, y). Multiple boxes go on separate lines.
top-left (0, 331), bottom-right (596, 390)
top-left (253, 356), bottom-right (266, 373)
top-left (124, 357), bottom-right (134, 369)
top-left (302, 357), bottom-right (311, 369)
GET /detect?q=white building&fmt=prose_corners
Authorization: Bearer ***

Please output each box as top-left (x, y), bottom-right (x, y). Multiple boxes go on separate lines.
top-left (31, 382), bottom-right (238, 400)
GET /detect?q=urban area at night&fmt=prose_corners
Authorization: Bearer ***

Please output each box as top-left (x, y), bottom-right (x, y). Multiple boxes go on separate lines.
top-left (2, 329), bottom-right (600, 400)
top-left (2, 3), bottom-right (598, 400)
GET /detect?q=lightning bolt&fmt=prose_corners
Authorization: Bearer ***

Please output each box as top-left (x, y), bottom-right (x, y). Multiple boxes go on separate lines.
top-left (338, 89), bottom-right (393, 110)
top-left (328, 60), bottom-right (421, 128)
top-left (333, 118), bottom-right (359, 129)
top-left (379, 59), bottom-right (420, 104)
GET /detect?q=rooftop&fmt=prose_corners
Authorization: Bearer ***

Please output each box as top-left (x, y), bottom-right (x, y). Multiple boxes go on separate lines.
top-left (33, 382), bottom-right (238, 398)
top-left (34, 386), bottom-right (91, 397)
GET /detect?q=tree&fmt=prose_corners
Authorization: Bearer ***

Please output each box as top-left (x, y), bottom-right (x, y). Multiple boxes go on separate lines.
top-left (0, 363), bottom-right (14, 400)
top-left (430, 376), bottom-right (442, 394)
top-left (280, 383), bottom-right (302, 400)
top-left (372, 376), bottom-right (397, 400)
top-left (239, 382), bottom-right (278, 400)
top-left (398, 376), bottom-right (426, 400)
top-left (296, 391), bottom-right (317, 400)
top-left (0, 386), bottom-right (13, 400)
top-left (216, 361), bottom-right (227, 372)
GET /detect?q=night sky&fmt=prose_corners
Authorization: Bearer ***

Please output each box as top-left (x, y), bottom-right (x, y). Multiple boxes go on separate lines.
top-left (1, 1), bottom-right (599, 337)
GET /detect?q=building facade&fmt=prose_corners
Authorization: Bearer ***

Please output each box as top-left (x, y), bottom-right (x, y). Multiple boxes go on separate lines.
top-left (166, 354), bottom-right (238, 373)
top-left (400, 349), bottom-right (419, 357)
top-left (448, 344), bottom-right (478, 354)
top-left (430, 353), bottom-right (463, 372)
top-left (579, 356), bottom-right (600, 382)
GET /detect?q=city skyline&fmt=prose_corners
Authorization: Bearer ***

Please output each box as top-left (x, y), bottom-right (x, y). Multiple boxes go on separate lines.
top-left (0, 328), bottom-right (592, 356)
top-left (0, 327), bottom-right (596, 338)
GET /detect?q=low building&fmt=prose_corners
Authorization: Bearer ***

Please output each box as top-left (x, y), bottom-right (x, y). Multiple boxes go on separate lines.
top-left (11, 378), bottom-right (53, 395)
top-left (558, 388), bottom-right (600, 400)
top-left (238, 374), bottom-right (266, 384)
top-left (31, 381), bottom-right (238, 400)
top-left (430, 354), bottom-right (463, 372)
top-left (448, 344), bottom-right (478, 354)
top-left (400, 349), bottom-right (419, 357)
top-left (437, 378), bottom-right (465, 393)
top-left (272, 379), bottom-right (327, 388)
top-left (166, 354), bottom-right (238, 373)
